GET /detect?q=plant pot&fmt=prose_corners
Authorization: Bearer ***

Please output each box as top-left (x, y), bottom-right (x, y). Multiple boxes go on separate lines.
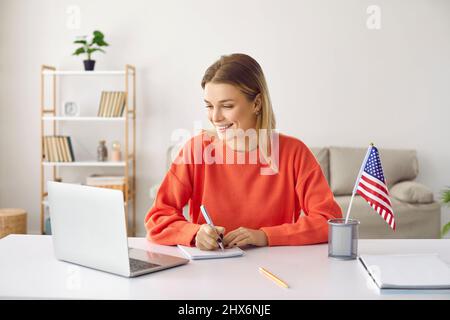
top-left (83, 59), bottom-right (96, 71)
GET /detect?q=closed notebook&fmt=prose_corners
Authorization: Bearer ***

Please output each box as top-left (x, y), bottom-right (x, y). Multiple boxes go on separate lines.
top-left (177, 245), bottom-right (244, 260)
top-left (359, 253), bottom-right (450, 290)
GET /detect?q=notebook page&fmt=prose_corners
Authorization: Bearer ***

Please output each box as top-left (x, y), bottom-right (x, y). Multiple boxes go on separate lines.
top-left (177, 245), bottom-right (244, 260)
top-left (359, 254), bottom-right (450, 289)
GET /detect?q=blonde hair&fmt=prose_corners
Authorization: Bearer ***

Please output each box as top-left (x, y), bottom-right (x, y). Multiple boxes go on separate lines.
top-left (201, 53), bottom-right (278, 172)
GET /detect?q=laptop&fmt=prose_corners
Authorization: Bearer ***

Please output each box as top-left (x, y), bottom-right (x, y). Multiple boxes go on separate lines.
top-left (47, 181), bottom-right (189, 277)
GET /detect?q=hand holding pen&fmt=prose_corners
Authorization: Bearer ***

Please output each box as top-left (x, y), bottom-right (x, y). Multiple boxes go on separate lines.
top-left (194, 205), bottom-right (225, 251)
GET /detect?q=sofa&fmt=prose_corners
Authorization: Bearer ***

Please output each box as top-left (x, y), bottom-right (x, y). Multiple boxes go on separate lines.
top-left (310, 146), bottom-right (441, 239)
top-left (150, 145), bottom-right (442, 239)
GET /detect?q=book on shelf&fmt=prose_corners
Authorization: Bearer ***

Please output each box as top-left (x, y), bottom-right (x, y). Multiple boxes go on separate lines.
top-left (97, 91), bottom-right (106, 118)
top-left (49, 136), bottom-right (58, 162)
top-left (56, 136), bottom-right (65, 161)
top-left (66, 137), bottom-right (75, 161)
top-left (112, 92), bottom-right (124, 117)
top-left (107, 92), bottom-right (117, 117)
top-left (97, 91), bottom-right (126, 117)
top-left (56, 136), bottom-right (63, 162)
top-left (43, 136), bottom-right (75, 162)
top-left (108, 92), bottom-right (116, 117)
top-left (50, 136), bottom-right (59, 162)
top-left (54, 136), bottom-right (61, 161)
top-left (61, 137), bottom-right (70, 162)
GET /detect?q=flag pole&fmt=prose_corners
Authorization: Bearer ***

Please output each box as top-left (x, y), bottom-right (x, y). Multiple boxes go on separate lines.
top-left (344, 143), bottom-right (374, 224)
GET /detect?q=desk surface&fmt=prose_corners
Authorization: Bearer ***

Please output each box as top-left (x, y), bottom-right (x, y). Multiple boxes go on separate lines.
top-left (0, 235), bottom-right (449, 300)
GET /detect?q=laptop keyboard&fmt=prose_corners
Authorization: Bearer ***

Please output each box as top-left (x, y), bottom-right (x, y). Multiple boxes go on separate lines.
top-left (129, 258), bottom-right (160, 273)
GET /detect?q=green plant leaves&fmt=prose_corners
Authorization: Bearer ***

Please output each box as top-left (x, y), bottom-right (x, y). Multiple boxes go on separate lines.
top-left (91, 30), bottom-right (109, 47)
top-left (442, 222), bottom-right (450, 238)
top-left (441, 188), bottom-right (450, 237)
top-left (93, 38), bottom-right (109, 46)
top-left (73, 30), bottom-right (108, 59)
top-left (442, 188), bottom-right (450, 204)
top-left (87, 48), bottom-right (105, 54)
top-left (72, 47), bottom-right (86, 55)
top-left (93, 30), bottom-right (104, 38)
top-left (73, 40), bottom-right (87, 45)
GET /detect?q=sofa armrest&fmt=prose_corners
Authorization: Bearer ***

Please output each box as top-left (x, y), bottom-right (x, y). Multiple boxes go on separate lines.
top-left (389, 181), bottom-right (434, 204)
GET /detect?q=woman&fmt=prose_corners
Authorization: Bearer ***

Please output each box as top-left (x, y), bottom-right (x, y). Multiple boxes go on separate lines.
top-left (145, 53), bottom-right (342, 250)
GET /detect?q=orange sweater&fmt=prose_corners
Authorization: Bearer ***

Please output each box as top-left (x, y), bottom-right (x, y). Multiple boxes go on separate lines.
top-left (145, 132), bottom-right (342, 246)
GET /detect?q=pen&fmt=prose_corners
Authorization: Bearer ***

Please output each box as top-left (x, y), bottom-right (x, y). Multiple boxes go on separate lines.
top-left (200, 205), bottom-right (224, 251)
top-left (258, 267), bottom-right (289, 288)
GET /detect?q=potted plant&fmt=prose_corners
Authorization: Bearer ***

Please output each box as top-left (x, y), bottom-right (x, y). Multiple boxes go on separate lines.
top-left (442, 187), bottom-right (450, 237)
top-left (72, 30), bottom-right (109, 71)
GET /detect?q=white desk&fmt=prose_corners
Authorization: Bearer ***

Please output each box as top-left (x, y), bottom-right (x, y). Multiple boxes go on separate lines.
top-left (0, 235), bottom-right (449, 300)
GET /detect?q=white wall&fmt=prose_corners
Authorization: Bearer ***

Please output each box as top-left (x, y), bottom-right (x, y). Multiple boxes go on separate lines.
top-left (1, 0), bottom-right (449, 237)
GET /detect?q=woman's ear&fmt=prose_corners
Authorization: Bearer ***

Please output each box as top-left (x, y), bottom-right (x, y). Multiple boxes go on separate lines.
top-left (253, 93), bottom-right (262, 113)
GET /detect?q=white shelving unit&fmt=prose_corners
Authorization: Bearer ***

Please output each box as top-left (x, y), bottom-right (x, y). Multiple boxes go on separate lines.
top-left (42, 70), bottom-right (127, 76)
top-left (40, 64), bottom-right (136, 236)
top-left (42, 161), bottom-right (126, 167)
top-left (42, 116), bottom-right (126, 122)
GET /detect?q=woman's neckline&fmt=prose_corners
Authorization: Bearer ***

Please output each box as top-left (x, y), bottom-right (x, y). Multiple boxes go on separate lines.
top-left (204, 130), bottom-right (259, 154)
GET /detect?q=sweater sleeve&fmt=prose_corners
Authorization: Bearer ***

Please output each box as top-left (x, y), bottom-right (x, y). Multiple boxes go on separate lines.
top-left (260, 165), bottom-right (343, 246)
top-left (144, 142), bottom-right (202, 246)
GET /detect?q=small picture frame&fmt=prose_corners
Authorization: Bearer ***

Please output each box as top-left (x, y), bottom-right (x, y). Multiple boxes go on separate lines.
top-left (62, 101), bottom-right (80, 117)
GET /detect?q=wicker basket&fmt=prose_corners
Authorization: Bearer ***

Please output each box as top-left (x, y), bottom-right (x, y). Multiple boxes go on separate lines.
top-left (0, 208), bottom-right (27, 239)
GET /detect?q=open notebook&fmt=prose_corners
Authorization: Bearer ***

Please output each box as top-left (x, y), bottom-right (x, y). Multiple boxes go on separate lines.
top-left (177, 245), bottom-right (244, 260)
top-left (359, 253), bottom-right (450, 290)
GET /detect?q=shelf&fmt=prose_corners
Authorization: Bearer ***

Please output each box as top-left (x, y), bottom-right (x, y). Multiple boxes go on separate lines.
top-left (40, 64), bottom-right (136, 236)
top-left (42, 70), bottom-right (133, 76)
top-left (42, 199), bottom-right (132, 207)
top-left (42, 116), bottom-right (126, 122)
top-left (42, 161), bottom-right (126, 167)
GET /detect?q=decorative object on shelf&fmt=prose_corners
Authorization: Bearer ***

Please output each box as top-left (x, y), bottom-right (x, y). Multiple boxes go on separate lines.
top-left (43, 136), bottom-right (75, 162)
top-left (111, 141), bottom-right (122, 161)
top-left (441, 187), bottom-right (450, 237)
top-left (62, 101), bottom-right (80, 117)
top-left (97, 91), bottom-right (126, 117)
top-left (97, 140), bottom-right (108, 161)
top-left (72, 30), bottom-right (109, 71)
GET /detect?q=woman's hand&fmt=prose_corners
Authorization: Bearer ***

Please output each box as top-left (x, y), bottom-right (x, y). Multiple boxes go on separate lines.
top-left (223, 227), bottom-right (268, 248)
top-left (195, 224), bottom-right (225, 251)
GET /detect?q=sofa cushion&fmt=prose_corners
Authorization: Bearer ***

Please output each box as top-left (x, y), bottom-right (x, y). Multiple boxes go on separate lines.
top-left (329, 147), bottom-right (418, 196)
top-left (389, 181), bottom-right (434, 204)
top-left (335, 195), bottom-right (441, 238)
top-left (310, 147), bottom-right (329, 184)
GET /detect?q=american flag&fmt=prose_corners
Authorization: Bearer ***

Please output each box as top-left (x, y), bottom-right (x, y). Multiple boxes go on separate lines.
top-left (356, 146), bottom-right (396, 230)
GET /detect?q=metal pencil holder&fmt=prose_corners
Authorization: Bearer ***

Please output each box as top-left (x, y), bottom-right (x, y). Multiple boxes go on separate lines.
top-left (328, 218), bottom-right (360, 260)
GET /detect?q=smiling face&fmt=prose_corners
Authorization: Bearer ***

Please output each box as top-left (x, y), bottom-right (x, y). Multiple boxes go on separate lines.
top-left (204, 82), bottom-right (260, 140)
